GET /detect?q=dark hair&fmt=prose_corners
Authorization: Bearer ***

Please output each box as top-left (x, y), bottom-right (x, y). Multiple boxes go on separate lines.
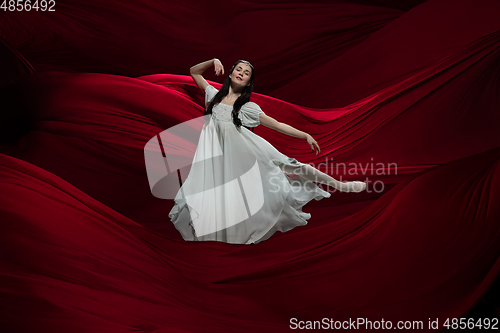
top-left (204, 60), bottom-right (255, 130)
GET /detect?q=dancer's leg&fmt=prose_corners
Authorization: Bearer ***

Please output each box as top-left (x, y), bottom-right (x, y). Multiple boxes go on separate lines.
top-left (280, 163), bottom-right (366, 192)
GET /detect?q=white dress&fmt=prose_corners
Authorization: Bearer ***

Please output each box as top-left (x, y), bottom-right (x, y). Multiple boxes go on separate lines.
top-left (168, 84), bottom-right (331, 244)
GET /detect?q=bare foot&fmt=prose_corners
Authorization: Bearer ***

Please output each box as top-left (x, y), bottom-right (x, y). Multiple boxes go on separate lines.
top-left (352, 181), bottom-right (367, 193)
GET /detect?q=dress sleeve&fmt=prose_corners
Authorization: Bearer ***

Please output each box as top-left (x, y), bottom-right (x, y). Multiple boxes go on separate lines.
top-left (205, 84), bottom-right (218, 108)
top-left (239, 102), bottom-right (265, 127)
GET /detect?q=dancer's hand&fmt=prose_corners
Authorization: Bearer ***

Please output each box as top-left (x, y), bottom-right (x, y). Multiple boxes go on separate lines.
top-left (213, 58), bottom-right (224, 76)
top-left (306, 134), bottom-right (321, 155)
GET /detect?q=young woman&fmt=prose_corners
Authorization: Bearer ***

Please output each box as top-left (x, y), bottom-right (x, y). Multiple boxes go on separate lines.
top-left (168, 58), bottom-right (367, 244)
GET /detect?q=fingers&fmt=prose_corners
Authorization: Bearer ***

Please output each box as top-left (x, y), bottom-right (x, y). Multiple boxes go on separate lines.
top-left (308, 135), bottom-right (321, 155)
top-left (314, 143), bottom-right (320, 155)
top-left (214, 59), bottom-right (225, 75)
top-left (310, 141), bottom-right (320, 154)
top-left (315, 142), bottom-right (321, 154)
top-left (215, 66), bottom-right (225, 76)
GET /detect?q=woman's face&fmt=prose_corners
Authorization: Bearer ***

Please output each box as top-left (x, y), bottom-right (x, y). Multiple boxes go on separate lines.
top-left (230, 63), bottom-right (252, 87)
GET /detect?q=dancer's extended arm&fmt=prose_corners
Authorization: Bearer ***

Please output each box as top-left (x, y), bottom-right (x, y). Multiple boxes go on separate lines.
top-left (260, 114), bottom-right (321, 155)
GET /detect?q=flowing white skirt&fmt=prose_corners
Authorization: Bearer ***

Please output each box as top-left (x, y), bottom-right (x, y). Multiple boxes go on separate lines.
top-left (168, 116), bottom-right (331, 244)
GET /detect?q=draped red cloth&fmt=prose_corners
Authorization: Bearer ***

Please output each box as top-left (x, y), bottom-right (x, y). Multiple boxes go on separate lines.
top-left (1, 0), bottom-right (500, 332)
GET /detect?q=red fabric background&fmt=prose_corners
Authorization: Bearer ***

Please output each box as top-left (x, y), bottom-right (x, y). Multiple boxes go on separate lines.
top-left (1, 0), bottom-right (500, 332)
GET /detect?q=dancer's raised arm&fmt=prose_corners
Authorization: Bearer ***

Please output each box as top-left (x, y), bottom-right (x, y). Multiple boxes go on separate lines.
top-left (190, 58), bottom-right (224, 92)
top-left (260, 114), bottom-right (321, 155)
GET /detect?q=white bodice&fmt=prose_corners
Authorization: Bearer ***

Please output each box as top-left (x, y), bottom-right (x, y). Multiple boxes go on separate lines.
top-left (211, 103), bottom-right (234, 122)
top-left (205, 85), bottom-right (265, 127)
